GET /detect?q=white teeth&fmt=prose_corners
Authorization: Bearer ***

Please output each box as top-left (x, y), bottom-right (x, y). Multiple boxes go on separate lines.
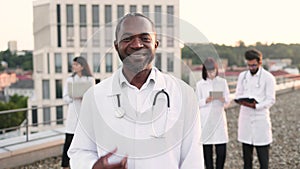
top-left (129, 54), bottom-right (145, 58)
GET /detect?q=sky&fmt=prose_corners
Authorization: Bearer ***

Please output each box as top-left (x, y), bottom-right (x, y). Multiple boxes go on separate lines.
top-left (0, 0), bottom-right (300, 50)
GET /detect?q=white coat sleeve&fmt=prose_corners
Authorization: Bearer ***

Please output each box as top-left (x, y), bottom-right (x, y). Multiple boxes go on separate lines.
top-left (68, 90), bottom-right (99, 169)
top-left (255, 73), bottom-right (276, 110)
top-left (88, 76), bottom-right (96, 85)
top-left (179, 86), bottom-right (205, 169)
top-left (63, 77), bottom-right (73, 103)
top-left (223, 79), bottom-right (231, 108)
top-left (235, 72), bottom-right (245, 99)
top-left (195, 82), bottom-right (207, 107)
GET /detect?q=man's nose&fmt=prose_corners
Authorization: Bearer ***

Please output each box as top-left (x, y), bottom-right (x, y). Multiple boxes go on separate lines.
top-left (130, 37), bottom-right (144, 48)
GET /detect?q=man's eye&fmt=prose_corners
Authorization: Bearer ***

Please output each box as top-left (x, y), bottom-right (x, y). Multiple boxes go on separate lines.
top-left (141, 36), bottom-right (151, 42)
top-left (121, 37), bottom-right (132, 42)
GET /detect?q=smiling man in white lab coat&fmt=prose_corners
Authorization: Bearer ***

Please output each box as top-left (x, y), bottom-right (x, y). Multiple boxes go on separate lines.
top-left (235, 49), bottom-right (276, 169)
top-left (68, 13), bottom-right (204, 169)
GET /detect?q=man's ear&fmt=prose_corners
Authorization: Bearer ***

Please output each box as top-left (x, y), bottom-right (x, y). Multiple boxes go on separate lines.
top-left (114, 40), bottom-right (118, 50)
top-left (155, 40), bottom-right (159, 48)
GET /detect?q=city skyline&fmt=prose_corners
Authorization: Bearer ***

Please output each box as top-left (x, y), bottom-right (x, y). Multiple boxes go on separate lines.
top-left (1, 0), bottom-right (300, 50)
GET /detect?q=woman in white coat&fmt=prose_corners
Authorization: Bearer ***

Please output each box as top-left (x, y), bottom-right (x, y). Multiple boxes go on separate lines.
top-left (195, 57), bottom-right (230, 169)
top-left (61, 56), bottom-right (95, 169)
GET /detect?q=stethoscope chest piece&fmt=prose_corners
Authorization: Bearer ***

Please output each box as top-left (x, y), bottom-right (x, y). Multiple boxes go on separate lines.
top-left (115, 108), bottom-right (125, 118)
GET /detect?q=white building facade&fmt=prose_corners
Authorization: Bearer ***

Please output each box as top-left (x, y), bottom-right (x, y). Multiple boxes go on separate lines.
top-left (28, 0), bottom-right (181, 131)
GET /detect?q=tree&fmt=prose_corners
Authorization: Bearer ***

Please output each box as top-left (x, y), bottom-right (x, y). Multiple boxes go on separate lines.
top-left (0, 95), bottom-right (28, 131)
top-left (0, 50), bottom-right (33, 71)
top-left (181, 42), bottom-right (300, 69)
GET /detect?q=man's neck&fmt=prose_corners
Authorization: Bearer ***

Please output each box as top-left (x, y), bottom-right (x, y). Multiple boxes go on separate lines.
top-left (123, 68), bottom-right (152, 89)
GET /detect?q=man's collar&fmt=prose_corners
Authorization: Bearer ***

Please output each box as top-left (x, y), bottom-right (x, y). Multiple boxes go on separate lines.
top-left (119, 68), bottom-right (156, 89)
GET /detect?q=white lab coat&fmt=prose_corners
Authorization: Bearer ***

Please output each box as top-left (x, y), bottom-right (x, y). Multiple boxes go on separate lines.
top-left (235, 68), bottom-right (276, 145)
top-left (68, 67), bottom-right (204, 169)
top-left (195, 76), bottom-right (230, 144)
top-left (63, 74), bottom-right (95, 134)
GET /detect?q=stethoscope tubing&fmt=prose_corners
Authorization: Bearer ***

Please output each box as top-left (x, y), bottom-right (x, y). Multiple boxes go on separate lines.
top-left (114, 89), bottom-right (170, 138)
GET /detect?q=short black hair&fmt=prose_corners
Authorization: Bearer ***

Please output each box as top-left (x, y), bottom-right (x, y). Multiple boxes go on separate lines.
top-left (245, 49), bottom-right (263, 63)
top-left (115, 12), bottom-right (156, 41)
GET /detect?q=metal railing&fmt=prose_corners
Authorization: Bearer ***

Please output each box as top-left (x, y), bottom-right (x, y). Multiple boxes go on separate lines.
top-left (227, 74), bottom-right (300, 93)
top-left (0, 103), bottom-right (68, 147)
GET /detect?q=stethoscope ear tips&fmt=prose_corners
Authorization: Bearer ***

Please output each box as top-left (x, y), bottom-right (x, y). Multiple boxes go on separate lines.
top-left (115, 108), bottom-right (125, 118)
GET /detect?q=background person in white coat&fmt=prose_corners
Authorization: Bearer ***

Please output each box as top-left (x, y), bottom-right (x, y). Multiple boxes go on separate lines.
top-left (195, 57), bottom-right (230, 169)
top-left (61, 56), bottom-right (95, 169)
top-left (235, 49), bottom-right (276, 169)
top-left (68, 13), bottom-right (204, 169)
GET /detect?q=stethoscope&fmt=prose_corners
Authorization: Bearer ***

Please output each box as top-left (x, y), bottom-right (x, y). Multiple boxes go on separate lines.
top-left (114, 89), bottom-right (170, 138)
top-left (243, 68), bottom-right (262, 88)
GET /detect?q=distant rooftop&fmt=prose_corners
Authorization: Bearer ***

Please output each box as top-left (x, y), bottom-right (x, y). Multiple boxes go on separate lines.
top-left (9, 79), bottom-right (33, 89)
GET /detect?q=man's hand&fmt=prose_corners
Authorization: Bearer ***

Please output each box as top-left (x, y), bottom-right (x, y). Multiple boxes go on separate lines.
top-left (92, 148), bottom-right (128, 169)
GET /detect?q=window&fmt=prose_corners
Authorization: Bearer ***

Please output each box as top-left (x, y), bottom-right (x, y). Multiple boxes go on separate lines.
top-left (117, 5), bottom-right (124, 19)
top-left (154, 6), bottom-right (162, 26)
top-left (92, 27), bottom-right (100, 47)
top-left (105, 53), bottom-right (113, 72)
top-left (92, 5), bottom-right (100, 47)
top-left (67, 53), bottom-right (74, 72)
top-left (56, 106), bottom-right (63, 125)
top-left (32, 106), bottom-right (38, 126)
top-left (167, 6), bottom-right (174, 26)
top-left (66, 4), bottom-right (74, 47)
top-left (155, 53), bottom-right (162, 70)
top-left (167, 27), bottom-right (174, 47)
top-left (167, 6), bottom-right (174, 47)
top-left (105, 27), bottom-right (112, 47)
top-left (54, 53), bottom-right (62, 73)
top-left (156, 27), bottom-right (162, 45)
top-left (92, 5), bottom-right (99, 26)
top-left (56, 4), bottom-right (61, 47)
top-left (93, 53), bottom-right (101, 73)
top-left (79, 5), bottom-right (86, 24)
top-left (42, 80), bottom-right (50, 99)
top-left (55, 80), bottom-right (62, 99)
top-left (80, 5), bottom-right (87, 47)
top-left (142, 5), bottom-right (149, 17)
top-left (167, 53), bottom-right (174, 72)
top-left (105, 5), bottom-right (112, 24)
top-left (66, 5), bottom-right (73, 24)
top-left (130, 5), bottom-right (137, 13)
top-left (43, 107), bottom-right (51, 125)
top-left (155, 6), bottom-right (162, 44)
top-left (105, 5), bottom-right (112, 47)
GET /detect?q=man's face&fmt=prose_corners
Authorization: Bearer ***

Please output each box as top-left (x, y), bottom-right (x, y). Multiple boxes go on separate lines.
top-left (114, 16), bottom-right (158, 74)
top-left (246, 59), bottom-right (260, 75)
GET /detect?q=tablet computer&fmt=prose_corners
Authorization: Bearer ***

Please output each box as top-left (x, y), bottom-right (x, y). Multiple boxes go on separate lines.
top-left (209, 91), bottom-right (223, 99)
top-left (234, 98), bottom-right (258, 104)
top-left (68, 82), bottom-right (92, 98)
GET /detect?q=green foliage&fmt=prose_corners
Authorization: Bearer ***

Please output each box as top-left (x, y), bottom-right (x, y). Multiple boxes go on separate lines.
top-left (0, 49), bottom-right (33, 71)
top-left (182, 42), bottom-right (300, 70)
top-left (0, 95), bottom-right (28, 130)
